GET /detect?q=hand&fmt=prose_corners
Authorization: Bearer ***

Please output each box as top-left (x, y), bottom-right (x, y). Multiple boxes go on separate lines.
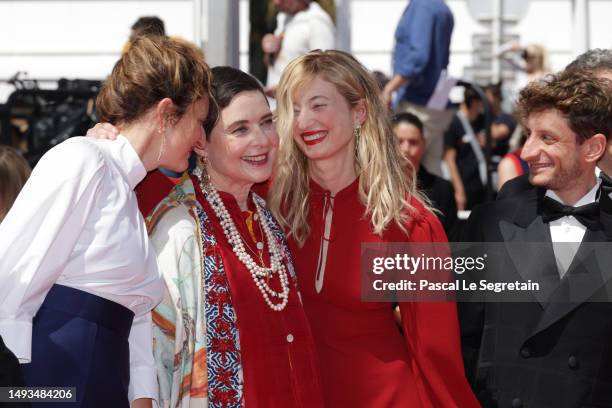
top-left (132, 398), bottom-right (152, 408)
top-left (381, 87), bottom-right (393, 108)
top-left (381, 75), bottom-right (408, 108)
top-left (261, 34), bottom-right (281, 54)
top-left (87, 122), bottom-right (119, 140)
top-left (455, 190), bottom-right (466, 211)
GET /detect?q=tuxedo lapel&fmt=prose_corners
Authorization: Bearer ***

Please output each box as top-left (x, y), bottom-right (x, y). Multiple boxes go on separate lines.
top-left (498, 191), bottom-right (560, 306)
top-left (528, 196), bottom-right (612, 338)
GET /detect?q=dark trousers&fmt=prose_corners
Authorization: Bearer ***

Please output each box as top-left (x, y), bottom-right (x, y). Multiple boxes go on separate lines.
top-left (21, 285), bottom-right (134, 408)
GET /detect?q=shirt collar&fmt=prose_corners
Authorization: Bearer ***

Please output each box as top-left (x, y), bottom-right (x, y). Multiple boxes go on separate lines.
top-left (117, 134), bottom-right (147, 190)
top-left (545, 177), bottom-right (601, 207)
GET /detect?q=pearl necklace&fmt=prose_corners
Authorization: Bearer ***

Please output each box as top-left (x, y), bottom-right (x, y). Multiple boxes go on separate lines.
top-left (199, 178), bottom-right (290, 311)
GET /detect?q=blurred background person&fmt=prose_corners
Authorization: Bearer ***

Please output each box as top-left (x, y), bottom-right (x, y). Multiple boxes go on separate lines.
top-left (499, 42), bottom-right (551, 109)
top-left (392, 112), bottom-right (458, 240)
top-left (443, 87), bottom-right (486, 210)
top-left (123, 16), bottom-right (167, 55)
top-left (0, 146), bottom-right (31, 397)
top-left (372, 70), bottom-right (390, 92)
top-left (382, 0), bottom-right (455, 178)
top-left (130, 16), bottom-right (166, 41)
top-left (567, 48), bottom-right (612, 193)
top-left (485, 82), bottom-right (516, 158)
top-left (262, 0), bottom-right (335, 99)
top-left (0, 145), bottom-right (31, 224)
top-left (496, 133), bottom-right (528, 191)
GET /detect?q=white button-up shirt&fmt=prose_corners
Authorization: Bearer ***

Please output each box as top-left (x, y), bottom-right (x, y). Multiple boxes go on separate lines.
top-left (0, 135), bottom-right (163, 402)
top-left (546, 179), bottom-right (600, 278)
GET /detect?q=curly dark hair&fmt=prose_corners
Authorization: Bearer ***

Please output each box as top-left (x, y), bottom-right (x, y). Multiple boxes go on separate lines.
top-left (517, 70), bottom-right (612, 144)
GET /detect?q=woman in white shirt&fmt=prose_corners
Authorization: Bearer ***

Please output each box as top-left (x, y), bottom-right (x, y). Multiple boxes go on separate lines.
top-left (0, 36), bottom-right (212, 408)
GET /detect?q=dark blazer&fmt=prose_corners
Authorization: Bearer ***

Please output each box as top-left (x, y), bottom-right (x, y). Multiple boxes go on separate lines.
top-left (418, 166), bottom-right (459, 240)
top-left (460, 185), bottom-right (612, 408)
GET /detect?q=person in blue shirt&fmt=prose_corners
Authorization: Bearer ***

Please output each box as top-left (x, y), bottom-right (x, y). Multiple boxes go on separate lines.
top-left (383, 0), bottom-right (455, 177)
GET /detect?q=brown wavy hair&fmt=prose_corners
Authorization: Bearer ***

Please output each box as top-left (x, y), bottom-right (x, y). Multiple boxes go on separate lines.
top-left (517, 70), bottom-right (612, 143)
top-left (0, 146), bottom-right (31, 222)
top-left (96, 36), bottom-right (212, 126)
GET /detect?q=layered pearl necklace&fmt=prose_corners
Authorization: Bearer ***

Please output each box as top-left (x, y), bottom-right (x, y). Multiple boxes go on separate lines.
top-left (199, 178), bottom-right (290, 311)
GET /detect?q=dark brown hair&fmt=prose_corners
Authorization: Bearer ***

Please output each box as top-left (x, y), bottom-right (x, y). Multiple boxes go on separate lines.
top-left (202, 66), bottom-right (266, 140)
top-left (517, 70), bottom-right (612, 143)
top-left (130, 16), bottom-right (166, 42)
top-left (0, 146), bottom-right (31, 222)
top-left (96, 36), bottom-right (212, 126)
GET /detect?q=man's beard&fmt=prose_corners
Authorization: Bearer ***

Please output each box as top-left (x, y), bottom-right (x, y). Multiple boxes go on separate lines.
top-left (540, 156), bottom-right (583, 191)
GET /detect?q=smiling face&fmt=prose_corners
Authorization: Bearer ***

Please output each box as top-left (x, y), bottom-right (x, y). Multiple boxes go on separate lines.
top-left (200, 90), bottom-right (278, 193)
top-left (520, 109), bottom-right (592, 192)
top-left (163, 97), bottom-right (209, 172)
top-left (291, 75), bottom-right (363, 167)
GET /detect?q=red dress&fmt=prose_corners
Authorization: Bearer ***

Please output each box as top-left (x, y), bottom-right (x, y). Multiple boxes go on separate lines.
top-left (193, 181), bottom-right (324, 407)
top-left (289, 178), bottom-right (478, 407)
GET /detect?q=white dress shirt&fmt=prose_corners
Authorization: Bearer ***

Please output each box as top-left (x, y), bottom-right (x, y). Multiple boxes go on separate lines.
top-left (0, 135), bottom-right (163, 402)
top-left (546, 179), bottom-right (600, 278)
top-left (266, 1), bottom-right (335, 88)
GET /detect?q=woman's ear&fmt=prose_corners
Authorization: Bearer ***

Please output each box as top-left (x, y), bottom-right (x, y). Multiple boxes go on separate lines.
top-left (193, 138), bottom-right (208, 158)
top-left (155, 98), bottom-right (177, 130)
top-left (353, 99), bottom-right (367, 127)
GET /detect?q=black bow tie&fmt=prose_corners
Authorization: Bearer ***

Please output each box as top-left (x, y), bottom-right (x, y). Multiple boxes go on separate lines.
top-left (540, 196), bottom-right (600, 229)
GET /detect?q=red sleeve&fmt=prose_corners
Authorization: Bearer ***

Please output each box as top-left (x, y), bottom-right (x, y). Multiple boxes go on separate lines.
top-left (400, 206), bottom-right (479, 408)
top-left (135, 170), bottom-right (177, 217)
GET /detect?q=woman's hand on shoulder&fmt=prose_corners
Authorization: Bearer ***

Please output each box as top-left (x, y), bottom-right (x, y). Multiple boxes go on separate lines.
top-left (131, 398), bottom-right (152, 408)
top-left (87, 122), bottom-right (119, 140)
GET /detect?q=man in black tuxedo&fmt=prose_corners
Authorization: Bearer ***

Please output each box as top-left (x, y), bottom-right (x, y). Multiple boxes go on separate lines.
top-left (460, 70), bottom-right (612, 407)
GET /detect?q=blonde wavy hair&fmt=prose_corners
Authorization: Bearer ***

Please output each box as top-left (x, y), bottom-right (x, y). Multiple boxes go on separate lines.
top-left (268, 49), bottom-right (429, 246)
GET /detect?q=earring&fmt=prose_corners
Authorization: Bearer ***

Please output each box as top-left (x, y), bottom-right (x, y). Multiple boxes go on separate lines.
top-left (353, 124), bottom-right (361, 156)
top-left (156, 127), bottom-right (166, 163)
top-left (194, 155), bottom-right (212, 194)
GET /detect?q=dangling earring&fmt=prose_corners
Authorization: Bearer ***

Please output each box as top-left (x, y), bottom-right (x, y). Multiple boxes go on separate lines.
top-left (353, 123), bottom-right (361, 155)
top-left (156, 126), bottom-right (166, 163)
top-left (194, 155), bottom-right (212, 194)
